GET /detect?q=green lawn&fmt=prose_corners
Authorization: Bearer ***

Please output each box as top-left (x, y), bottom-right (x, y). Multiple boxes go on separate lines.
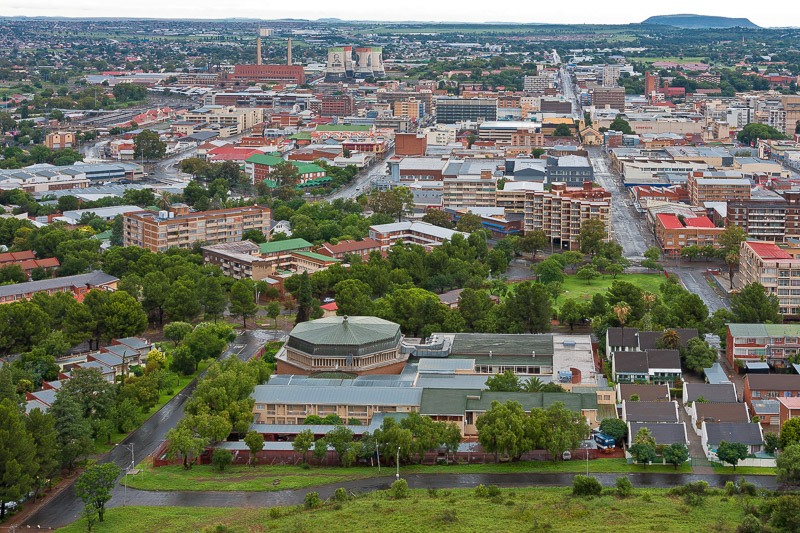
top-left (124, 458), bottom-right (690, 492)
top-left (711, 465), bottom-right (777, 476)
top-left (59, 487), bottom-right (750, 533)
top-left (559, 273), bottom-right (666, 305)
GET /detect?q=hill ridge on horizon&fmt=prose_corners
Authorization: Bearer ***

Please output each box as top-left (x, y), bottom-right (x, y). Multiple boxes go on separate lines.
top-left (643, 14), bottom-right (759, 29)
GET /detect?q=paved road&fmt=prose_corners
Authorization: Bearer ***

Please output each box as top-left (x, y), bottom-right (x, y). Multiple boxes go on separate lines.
top-left (326, 147), bottom-right (395, 201)
top-left (22, 331), bottom-right (263, 529)
top-left (588, 147), bottom-right (655, 261)
top-left (670, 265), bottom-right (731, 313)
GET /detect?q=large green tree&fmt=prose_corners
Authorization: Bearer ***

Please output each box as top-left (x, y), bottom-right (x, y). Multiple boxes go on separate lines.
top-left (0, 399), bottom-right (36, 520)
top-left (716, 441), bottom-right (749, 471)
top-left (133, 129), bottom-right (166, 160)
top-left (485, 370), bottom-right (522, 392)
top-left (230, 279), bottom-right (258, 328)
top-left (504, 282), bottom-right (553, 333)
top-left (476, 400), bottom-right (531, 462)
top-left (776, 443), bottom-right (800, 484)
top-left (737, 122), bottom-right (787, 145)
top-left (75, 463), bottom-right (122, 522)
top-left (731, 283), bottom-right (781, 324)
top-left (26, 408), bottom-right (60, 497)
top-left (578, 219), bottom-right (607, 256)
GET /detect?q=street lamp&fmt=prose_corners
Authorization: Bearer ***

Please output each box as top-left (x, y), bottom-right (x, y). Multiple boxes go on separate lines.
top-left (396, 446), bottom-right (400, 481)
top-left (375, 439), bottom-right (381, 473)
top-left (117, 443), bottom-right (135, 507)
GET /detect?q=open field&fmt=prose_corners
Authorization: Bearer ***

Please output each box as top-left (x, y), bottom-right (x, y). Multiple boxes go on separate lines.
top-left (58, 487), bottom-right (751, 533)
top-left (559, 273), bottom-right (665, 303)
top-left (124, 458), bottom-right (692, 492)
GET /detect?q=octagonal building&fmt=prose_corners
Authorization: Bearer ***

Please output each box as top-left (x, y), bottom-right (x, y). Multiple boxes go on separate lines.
top-left (276, 316), bottom-right (407, 376)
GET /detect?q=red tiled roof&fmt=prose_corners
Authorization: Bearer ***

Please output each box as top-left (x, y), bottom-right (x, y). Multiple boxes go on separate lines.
top-left (684, 216), bottom-right (715, 229)
top-left (0, 250), bottom-right (35, 263)
top-left (656, 213), bottom-right (683, 230)
top-left (746, 241), bottom-right (793, 260)
top-left (320, 302), bottom-right (338, 312)
top-left (320, 238), bottom-right (381, 255)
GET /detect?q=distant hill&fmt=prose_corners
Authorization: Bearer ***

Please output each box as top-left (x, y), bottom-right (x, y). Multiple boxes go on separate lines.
top-left (642, 14), bottom-right (760, 29)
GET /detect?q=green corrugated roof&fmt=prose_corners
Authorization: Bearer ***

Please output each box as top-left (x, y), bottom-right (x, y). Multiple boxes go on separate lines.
top-left (727, 323), bottom-right (800, 337)
top-left (419, 388), bottom-right (479, 416)
top-left (295, 163), bottom-right (326, 175)
top-left (246, 153), bottom-right (284, 166)
top-left (450, 333), bottom-right (555, 357)
top-left (259, 238), bottom-right (313, 254)
top-left (316, 124), bottom-right (371, 132)
top-left (466, 391), bottom-right (597, 413)
top-left (294, 250), bottom-right (341, 263)
top-left (92, 230), bottom-right (112, 240)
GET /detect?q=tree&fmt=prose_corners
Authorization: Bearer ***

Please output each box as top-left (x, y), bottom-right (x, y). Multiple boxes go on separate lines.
top-left (421, 209), bottom-right (454, 229)
top-left (737, 122), bottom-right (787, 145)
top-left (243, 430), bottom-right (265, 467)
top-left (559, 299), bottom-right (587, 331)
top-left (660, 329), bottom-right (681, 350)
top-left (50, 393), bottom-right (93, 470)
top-left (0, 399), bottom-right (36, 520)
top-left (170, 345), bottom-right (196, 376)
top-left (211, 449), bottom-right (233, 472)
top-left (26, 408), bottom-right (59, 497)
top-left (476, 400), bottom-right (530, 462)
top-left (368, 187), bottom-right (414, 222)
top-left (663, 443), bottom-right (689, 470)
top-left (609, 115), bottom-right (633, 135)
top-left (613, 301), bottom-right (632, 337)
top-left (141, 271), bottom-right (170, 324)
top-left (534, 258), bottom-right (565, 284)
top-left (629, 428), bottom-right (657, 467)
top-left (165, 425), bottom-right (208, 469)
top-left (552, 123), bottom-right (572, 137)
top-left (682, 338), bottom-right (718, 374)
top-left (716, 441), bottom-right (749, 471)
top-left (292, 429), bottom-right (315, 464)
top-left (456, 213), bottom-right (484, 233)
top-left (576, 265), bottom-right (598, 285)
top-left (230, 279), bottom-right (258, 328)
top-left (776, 443), bottom-right (800, 484)
top-left (271, 161), bottom-right (301, 187)
top-left (577, 218), bottom-right (607, 257)
top-left (457, 288), bottom-right (493, 331)
top-left (163, 280), bottom-right (200, 323)
top-left (780, 418), bottom-right (800, 449)
top-left (599, 418), bottom-right (628, 444)
top-left (333, 279), bottom-right (374, 317)
top-left (133, 129), bottom-right (166, 160)
top-left (294, 271), bottom-right (314, 325)
top-left (718, 225), bottom-right (746, 285)
top-left (731, 283), bottom-right (781, 324)
top-left (641, 246), bottom-right (661, 271)
top-left (519, 230), bottom-right (548, 260)
top-left (198, 276), bottom-right (227, 322)
top-left (485, 369), bottom-right (522, 392)
top-left (266, 301), bottom-right (281, 329)
top-left (325, 426), bottom-right (355, 466)
top-left (504, 282), bottom-right (553, 333)
top-left (542, 402), bottom-right (588, 461)
top-left (75, 463), bottom-right (121, 523)
top-left (164, 321), bottom-right (193, 345)
top-left (312, 438), bottom-right (328, 464)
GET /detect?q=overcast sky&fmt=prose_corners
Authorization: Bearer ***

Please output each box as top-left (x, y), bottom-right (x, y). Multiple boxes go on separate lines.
top-left (2, 1), bottom-right (791, 28)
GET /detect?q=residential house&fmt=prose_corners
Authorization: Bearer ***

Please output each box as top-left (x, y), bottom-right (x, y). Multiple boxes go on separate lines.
top-left (621, 401), bottom-right (680, 423)
top-left (752, 400), bottom-right (781, 427)
top-left (683, 382), bottom-right (738, 404)
top-left (701, 422), bottom-right (764, 460)
top-left (616, 383), bottom-right (671, 403)
top-left (744, 374), bottom-right (800, 416)
top-left (778, 397), bottom-right (800, 425)
top-left (611, 349), bottom-right (682, 385)
top-left (627, 422), bottom-right (689, 446)
top-left (689, 402), bottom-right (751, 436)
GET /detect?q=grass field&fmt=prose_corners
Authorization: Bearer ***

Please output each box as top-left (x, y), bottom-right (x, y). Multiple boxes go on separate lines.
top-left (712, 465), bottom-right (777, 476)
top-left (58, 487), bottom-right (750, 533)
top-left (124, 458), bottom-right (691, 492)
top-left (559, 273), bottom-right (666, 304)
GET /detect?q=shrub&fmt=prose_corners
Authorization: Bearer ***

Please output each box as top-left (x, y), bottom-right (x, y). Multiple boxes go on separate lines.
top-left (684, 493), bottom-right (704, 507)
top-left (572, 475), bottom-right (602, 496)
top-left (333, 487), bottom-right (350, 502)
top-left (269, 508), bottom-right (282, 519)
top-left (301, 462), bottom-right (311, 470)
top-left (670, 481), bottom-right (709, 496)
top-left (428, 488), bottom-right (439, 498)
top-left (475, 484), bottom-right (489, 498)
top-left (615, 477), bottom-right (633, 498)
top-left (211, 449), bottom-right (232, 472)
top-left (390, 479), bottom-right (408, 500)
top-left (725, 481), bottom-right (737, 496)
top-left (304, 491), bottom-right (322, 509)
top-left (739, 481), bottom-right (757, 496)
top-left (736, 514), bottom-right (762, 533)
top-left (439, 509), bottom-right (458, 524)
top-left (487, 485), bottom-right (502, 497)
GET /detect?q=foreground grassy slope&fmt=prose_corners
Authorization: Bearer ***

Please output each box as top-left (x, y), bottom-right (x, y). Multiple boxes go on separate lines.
top-left (59, 487), bottom-right (748, 533)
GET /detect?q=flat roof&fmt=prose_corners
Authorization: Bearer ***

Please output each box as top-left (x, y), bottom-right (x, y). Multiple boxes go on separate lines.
top-left (745, 241), bottom-right (794, 260)
top-left (253, 384), bottom-right (422, 406)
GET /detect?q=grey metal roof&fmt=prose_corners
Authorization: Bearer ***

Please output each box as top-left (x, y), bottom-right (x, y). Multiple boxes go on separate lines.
top-left (115, 337), bottom-right (151, 350)
top-left (415, 374), bottom-right (492, 389)
top-left (450, 333), bottom-right (554, 357)
top-left (704, 422), bottom-right (763, 446)
top-left (623, 401), bottom-right (679, 423)
top-left (685, 383), bottom-right (737, 403)
top-left (252, 385), bottom-right (422, 407)
top-left (614, 351), bottom-right (649, 373)
top-left (750, 400), bottom-right (780, 415)
top-left (0, 271), bottom-right (118, 298)
top-left (704, 363), bottom-right (730, 385)
top-left (628, 422), bottom-right (688, 445)
top-left (417, 358), bottom-right (475, 372)
top-left (29, 388), bottom-right (57, 406)
top-left (287, 316), bottom-right (401, 358)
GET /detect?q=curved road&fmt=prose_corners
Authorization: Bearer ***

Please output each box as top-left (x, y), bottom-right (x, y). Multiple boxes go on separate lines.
top-left (29, 471), bottom-right (778, 529)
top-left (22, 332), bottom-right (264, 529)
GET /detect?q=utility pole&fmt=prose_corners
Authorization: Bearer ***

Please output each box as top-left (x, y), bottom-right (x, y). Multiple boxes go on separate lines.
top-left (375, 439), bottom-right (380, 473)
top-left (396, 446), bottom-right (400, 480)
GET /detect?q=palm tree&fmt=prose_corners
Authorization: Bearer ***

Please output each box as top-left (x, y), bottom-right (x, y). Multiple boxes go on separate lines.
top-left (156, 191), bottom-right (172, 211)
top-left (642, 292), bottom-right (655, 313)
top-left (660, 328), bottom-right (681, 350)
top-left (523, 376), bottom-right (544, 392)
top-left (613, 301), bottom-right (632, 341)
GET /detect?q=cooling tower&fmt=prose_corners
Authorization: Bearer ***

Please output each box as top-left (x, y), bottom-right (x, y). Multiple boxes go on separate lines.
top-left (326, 47), bottom-right (347, 81)
top-left (354, 47), bottom-right (373, 78)
top-left (370, 47), bottom-right (385, 78)
top-left (343, 46), bottom-right (354, 78)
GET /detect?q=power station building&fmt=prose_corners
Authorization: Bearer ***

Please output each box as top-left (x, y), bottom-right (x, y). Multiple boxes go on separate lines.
top-left (325, 46), bottom-right (384, 81)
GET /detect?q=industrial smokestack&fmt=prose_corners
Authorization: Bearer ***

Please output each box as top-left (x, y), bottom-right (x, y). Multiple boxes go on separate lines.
top-left (287, 38), bottom-right (292, 65)
top-left (256, 36), bottom-right (262, 65)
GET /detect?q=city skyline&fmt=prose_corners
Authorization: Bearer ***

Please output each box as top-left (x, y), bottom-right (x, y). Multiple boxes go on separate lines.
top-left (1, 2), bottom-right (793, 28)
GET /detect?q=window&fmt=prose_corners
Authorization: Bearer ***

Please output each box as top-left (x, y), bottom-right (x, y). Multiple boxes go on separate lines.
top-left (752, 391), bottom-right (761, 398)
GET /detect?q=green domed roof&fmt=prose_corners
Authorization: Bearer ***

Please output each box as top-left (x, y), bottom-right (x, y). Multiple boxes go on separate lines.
top-left (287, 316), bottom-right (401, 357)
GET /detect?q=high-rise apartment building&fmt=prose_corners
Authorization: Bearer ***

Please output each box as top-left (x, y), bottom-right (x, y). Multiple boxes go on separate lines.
top-left (435, 97), bottom-right (497, 124)
top-left (738, 241), bottom-right (800, 316)
top-left (523, 74), bottom-right (554, 93)
top-left (602, 65), bottom-right (622, 87)
top-left (123, 205), bottom-right (271, 252)
top-left (591, 87), bottom-right (626, 111)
